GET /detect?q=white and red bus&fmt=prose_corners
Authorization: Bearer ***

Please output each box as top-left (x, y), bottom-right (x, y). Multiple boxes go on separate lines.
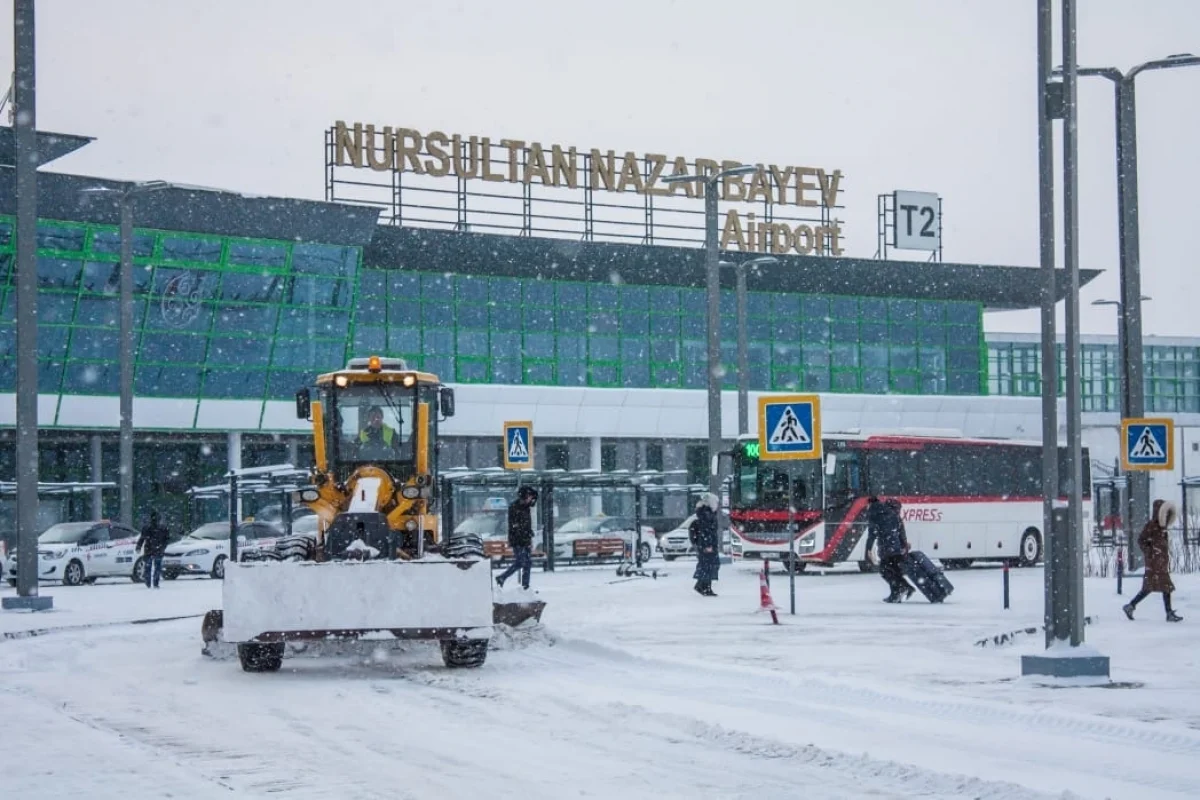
top-left (725, 432), bottom-right (1091, 570)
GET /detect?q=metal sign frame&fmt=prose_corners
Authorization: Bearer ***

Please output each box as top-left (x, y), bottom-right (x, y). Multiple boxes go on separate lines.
top-left (754, 393), bottom-right (822, 615)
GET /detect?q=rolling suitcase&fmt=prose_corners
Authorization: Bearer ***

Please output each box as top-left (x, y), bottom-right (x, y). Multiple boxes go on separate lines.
top-left (902, 550), bottom-right (953, 603)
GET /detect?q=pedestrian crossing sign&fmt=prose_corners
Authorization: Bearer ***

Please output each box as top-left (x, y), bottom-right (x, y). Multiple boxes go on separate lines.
top-left (503, 421), bottom-right (534, 470)
top-left (1121, 417), bottom-right (1173, 471)
top-left (757, 394), bottom-right (821, 461)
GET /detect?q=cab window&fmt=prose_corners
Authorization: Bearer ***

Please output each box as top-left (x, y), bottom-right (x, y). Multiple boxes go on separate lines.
top-left (81, 525), bottom-right (110, 545)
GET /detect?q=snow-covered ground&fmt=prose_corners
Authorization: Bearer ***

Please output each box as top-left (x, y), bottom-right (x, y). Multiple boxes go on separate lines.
top-left (2, 563), bottom-right (1198, 799)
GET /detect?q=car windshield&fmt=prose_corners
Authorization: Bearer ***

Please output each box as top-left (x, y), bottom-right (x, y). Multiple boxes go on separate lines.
top-left (188, 522), bottom-right (232, 540)
top-left (39, 522), bottom-right (96, 544)
top-left (455, 513), bottom-right (504, 536)
top-left (291, 516), bottom-right (320, 534)
top-left (557, 516), bottom-right (607, 534)
top-left (237, 524), bottom-right (277, 540)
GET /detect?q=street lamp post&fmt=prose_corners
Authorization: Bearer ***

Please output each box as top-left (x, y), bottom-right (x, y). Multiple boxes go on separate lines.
top-left (1067, 53), bottom-right (1200, 568)
top-left (80, 181), bottom-right (170, 525)
top-left (2, 0), bottom-right (52, 612)
top-left (663, 164), bottom-right (758, 496)
top-left (1093, 295), bottom-right (1151, 545)
top-left (720, 256), bottom-right (779, 435)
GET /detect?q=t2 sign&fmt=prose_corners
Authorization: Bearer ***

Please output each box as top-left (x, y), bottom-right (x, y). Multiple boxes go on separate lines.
top-left (893, 190), bottom-right (941, 252)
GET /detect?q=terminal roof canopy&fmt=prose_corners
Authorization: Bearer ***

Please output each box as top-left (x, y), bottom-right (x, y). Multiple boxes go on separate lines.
top-left (366, 226), bottom-right (1101, 312)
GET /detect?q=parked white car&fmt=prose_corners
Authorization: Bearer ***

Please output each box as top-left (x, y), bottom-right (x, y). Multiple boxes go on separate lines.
top-left (657, 515), bottom-right (697, 560)
top-left (162, 522), bottom-right (235, 580)
top-left (552, 515), bottom-right (656, 563)
top-left (6, 520), bottom-right (143, 587)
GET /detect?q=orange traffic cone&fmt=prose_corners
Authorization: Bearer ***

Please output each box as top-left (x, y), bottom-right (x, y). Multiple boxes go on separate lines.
top-left (760, 562), bottom-right (779, 624)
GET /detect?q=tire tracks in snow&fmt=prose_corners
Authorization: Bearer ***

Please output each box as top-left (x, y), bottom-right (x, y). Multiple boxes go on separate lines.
top-left (501, 636), bottom-right (1200, 798)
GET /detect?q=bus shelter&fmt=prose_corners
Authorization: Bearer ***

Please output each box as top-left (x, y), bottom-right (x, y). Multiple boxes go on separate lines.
top-left (187, 464), bottom-right (310, 558)
top-left (0, 481), bottom-right (117, 553)
top-left (440, 468), bottom-right (705, 571)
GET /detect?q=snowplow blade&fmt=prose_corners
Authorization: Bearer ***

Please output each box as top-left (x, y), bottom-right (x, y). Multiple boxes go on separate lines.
top-left (219, 559), bottom-right (495, 644)
top-left (493, 600), bottom-right (546, 627)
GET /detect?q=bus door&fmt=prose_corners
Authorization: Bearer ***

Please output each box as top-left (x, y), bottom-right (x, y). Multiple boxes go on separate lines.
top-left (821, 447), bottom-right (870, 563)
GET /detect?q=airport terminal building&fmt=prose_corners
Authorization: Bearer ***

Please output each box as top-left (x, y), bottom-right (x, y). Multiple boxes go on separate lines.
top-left (1, 125), bottom-right (1198, 528)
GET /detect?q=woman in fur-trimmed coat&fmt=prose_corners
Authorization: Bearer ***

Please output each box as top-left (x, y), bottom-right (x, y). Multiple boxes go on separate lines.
top-left (1123, 499), bottom-right (1182, 622)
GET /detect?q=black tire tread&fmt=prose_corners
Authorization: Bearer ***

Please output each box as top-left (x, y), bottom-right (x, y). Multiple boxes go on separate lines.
top-left (238, 642), bottom-right (284, 672)
top-left (440, 639), bottom-right (488, 669)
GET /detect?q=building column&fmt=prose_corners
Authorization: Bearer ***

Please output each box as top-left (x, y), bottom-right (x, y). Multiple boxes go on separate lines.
top-left (228, 432), bottom-right (242, 520)
top-left (590, 436), bottom-right (603, 514)
top-left (90, 434), bottom-right (103, 520)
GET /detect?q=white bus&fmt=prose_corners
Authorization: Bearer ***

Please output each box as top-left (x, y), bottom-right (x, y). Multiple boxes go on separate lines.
top-left (726, 432), bottom-right (1091, 571)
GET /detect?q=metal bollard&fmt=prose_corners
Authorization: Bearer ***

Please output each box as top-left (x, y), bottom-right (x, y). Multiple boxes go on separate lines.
top-left (1003, 562), bottom-right (1010, 610)
top-left (1116, 545), bottom-right (1124, 596)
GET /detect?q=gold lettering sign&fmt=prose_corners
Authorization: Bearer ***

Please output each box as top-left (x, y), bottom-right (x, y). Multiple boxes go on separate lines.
top-left (332, 121), bottom-right (844, 211)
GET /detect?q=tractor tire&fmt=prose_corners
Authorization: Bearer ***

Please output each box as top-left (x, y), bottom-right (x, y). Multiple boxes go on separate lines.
top-left (440, 639), bottom-right (488, 669)
top-left (238, 642), bottom-right (284, 673)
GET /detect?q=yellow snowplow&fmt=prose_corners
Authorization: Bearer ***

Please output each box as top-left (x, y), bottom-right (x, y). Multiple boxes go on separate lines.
top-left (202, 355), bottom-right (544, 672)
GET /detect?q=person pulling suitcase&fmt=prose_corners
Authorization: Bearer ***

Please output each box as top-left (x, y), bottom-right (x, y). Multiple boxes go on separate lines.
top-left (865, 497), bottom-right (913, 603)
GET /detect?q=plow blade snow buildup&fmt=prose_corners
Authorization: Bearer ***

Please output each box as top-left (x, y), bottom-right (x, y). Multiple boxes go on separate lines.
top-left (203, 558), bottom-right (514, 672)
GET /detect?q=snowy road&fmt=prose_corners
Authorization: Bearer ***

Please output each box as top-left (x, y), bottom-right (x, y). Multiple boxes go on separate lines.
top-left (2, 565), bottom-right (1198, 799)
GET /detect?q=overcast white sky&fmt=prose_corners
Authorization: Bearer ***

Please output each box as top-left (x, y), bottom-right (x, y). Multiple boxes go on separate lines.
top-left (2, 0), bottom-right (1198, 336)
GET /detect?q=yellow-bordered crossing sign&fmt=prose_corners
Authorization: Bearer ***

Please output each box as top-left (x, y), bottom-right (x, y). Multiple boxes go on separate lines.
top-left (757, 394), bottom-right (821, 461)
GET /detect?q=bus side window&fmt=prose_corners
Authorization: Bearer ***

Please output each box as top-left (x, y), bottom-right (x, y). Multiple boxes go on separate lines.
top-left (826, 453), bottom-right (861, 506)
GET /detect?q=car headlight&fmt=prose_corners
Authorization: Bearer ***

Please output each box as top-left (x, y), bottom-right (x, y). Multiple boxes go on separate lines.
top-left (42, 550), bottom-right (67, 560)
top-left (183, 549), bottom-right (211, 557)
top-left (400, 486), bottom-right (421, 500)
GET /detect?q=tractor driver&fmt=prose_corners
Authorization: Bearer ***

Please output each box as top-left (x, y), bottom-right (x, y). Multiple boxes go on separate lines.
top-left (355, 405), bottom-right (408, 460)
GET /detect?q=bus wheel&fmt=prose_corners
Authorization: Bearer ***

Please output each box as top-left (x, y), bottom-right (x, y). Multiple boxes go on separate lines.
top-left (1018, 530), bottom-right (1042, 567)
top-left (857, 560), bottom-right (876, 573)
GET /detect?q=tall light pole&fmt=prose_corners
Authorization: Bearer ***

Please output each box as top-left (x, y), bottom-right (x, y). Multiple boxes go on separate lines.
top-left (720, 256), bottom-right (779, 435)
top-left (2, 0), bottom-right (50, 611)
top-left (1065, 52), bottom-right (1200, 568)
top-left (663, 164), bottom-right (758, 496)
top-left (1092, 295), bottom-right (1152, 418)
top-left (1092, 295), bottom-right (1151, 544)
top-left (80, 181), bottom-right (170, 525)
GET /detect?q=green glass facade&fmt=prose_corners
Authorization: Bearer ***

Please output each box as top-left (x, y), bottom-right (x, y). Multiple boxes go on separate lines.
top-left (0, 216), bottom-right (359, 401)
top-left (987, 340), bottom-right (1200, 413)
top-left (0, 215), bottom-right (989, 401)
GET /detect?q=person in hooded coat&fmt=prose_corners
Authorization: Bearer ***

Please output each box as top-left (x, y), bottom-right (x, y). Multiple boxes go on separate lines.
top-left (1123, 499), bottom-right (1182, 622)
top-left (864, 496), bottom-right (912, 603)
top-left (137, 510), bottom-right (171, 589)
top-left (496, 486), bottom-right (537, 591)
top-left (690, 493), bottom-right (721, 597)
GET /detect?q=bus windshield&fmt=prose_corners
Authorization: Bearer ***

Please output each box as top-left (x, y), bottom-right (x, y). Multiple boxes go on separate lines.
top-left (733, 458), bottom-right (821, 512)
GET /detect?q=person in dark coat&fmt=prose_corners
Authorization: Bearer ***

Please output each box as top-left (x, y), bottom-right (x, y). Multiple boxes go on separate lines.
top-left (864, 497), bottom-right (911, 603)
top-left (1123, 499), bottom-right (1181, 622)
top-left (496, 486), bottom-right (537, 590)
top-left (690, 493), bottom-right (721, 597)
top-left (137, 510), bottom-right (171, 589)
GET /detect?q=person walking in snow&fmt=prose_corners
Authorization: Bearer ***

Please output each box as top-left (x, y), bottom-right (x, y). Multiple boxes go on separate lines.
top-left (1123, 499), bottom-right (1182, 622)
top-left (691, 493), bottom-right (721, 597)
top-left (137, 509), bottom-right (171, 589)
top-left (865, 497), bottom-right (912, 603)
top-left (496, 486), bottom-right (537, 591)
